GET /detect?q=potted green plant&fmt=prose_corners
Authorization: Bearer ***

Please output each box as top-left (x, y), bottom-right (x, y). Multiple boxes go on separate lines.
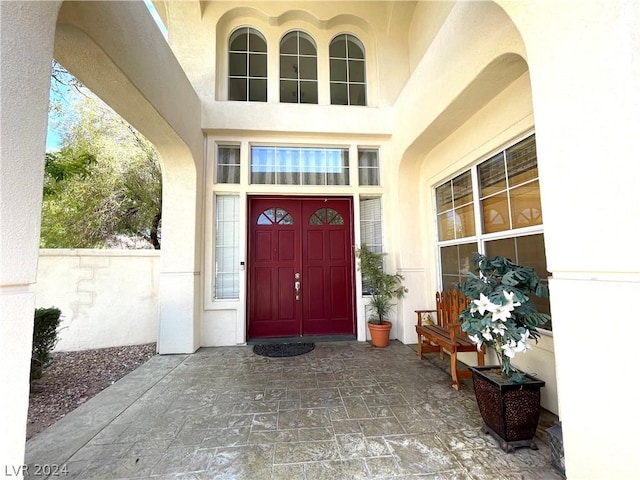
top-left (459, 253), bottom-right (551, 452)
top-left (356, 244), bottom-right (407, 347)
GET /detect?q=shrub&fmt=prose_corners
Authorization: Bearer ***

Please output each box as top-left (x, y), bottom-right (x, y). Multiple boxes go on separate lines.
top-left (31, 307), bottom-right (62, 381)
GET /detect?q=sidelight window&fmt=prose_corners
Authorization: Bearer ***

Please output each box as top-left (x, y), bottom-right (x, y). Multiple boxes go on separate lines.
top-left (215, 195), bottom-right (240, 299)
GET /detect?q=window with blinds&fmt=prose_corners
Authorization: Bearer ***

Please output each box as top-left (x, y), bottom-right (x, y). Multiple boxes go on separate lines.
top-left (360, 197), bottom-right (383, 293)
top-left (215, 195), bottom-right (240, 299)
top-left (250, 146), bottom-right (349, 185)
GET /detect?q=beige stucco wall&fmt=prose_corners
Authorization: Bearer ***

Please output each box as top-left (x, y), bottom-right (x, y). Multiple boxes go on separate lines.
top-left (34, 250), bottom-right (160, 352)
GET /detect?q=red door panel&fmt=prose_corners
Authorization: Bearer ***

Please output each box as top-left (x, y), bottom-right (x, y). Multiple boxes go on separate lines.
top-left (248, 197), bottom-right (355, 339)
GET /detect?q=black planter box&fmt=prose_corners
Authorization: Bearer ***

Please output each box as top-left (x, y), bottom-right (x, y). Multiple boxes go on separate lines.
top-left (470, 365), bottom-right (545, 453)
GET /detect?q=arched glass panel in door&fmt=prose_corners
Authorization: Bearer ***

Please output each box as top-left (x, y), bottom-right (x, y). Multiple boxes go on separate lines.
top-left (309, 208), bottom-right (344, 225)
top-left (257, 207), bottom-right (294, 225)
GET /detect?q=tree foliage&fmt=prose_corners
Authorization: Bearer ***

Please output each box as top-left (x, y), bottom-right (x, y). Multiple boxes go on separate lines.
top-left (42, 66), bottom-right (162, 249)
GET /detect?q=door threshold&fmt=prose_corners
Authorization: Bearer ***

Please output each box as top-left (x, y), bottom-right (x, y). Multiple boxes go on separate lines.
top-left (247, 335), bottom-right (356, 345)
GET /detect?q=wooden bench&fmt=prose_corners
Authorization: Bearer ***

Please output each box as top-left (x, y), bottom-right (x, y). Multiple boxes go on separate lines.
top-left (415, 289), bottom-right (485, 390)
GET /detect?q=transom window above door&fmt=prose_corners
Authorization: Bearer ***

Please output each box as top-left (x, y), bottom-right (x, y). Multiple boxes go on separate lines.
top-left (250, 145), bottom-right (349, 185)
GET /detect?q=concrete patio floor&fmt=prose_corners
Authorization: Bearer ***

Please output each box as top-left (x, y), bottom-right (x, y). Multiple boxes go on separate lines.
top-left (25, 341), bottom-right (563, 479)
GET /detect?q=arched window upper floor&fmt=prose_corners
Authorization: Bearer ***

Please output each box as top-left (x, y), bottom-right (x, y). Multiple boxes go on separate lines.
top-left (329, 34), bottom-right (366, 106)
top-left (222, 23), bottom-right (370, 106)
top-left (228, 27), bottom-right (267, 102)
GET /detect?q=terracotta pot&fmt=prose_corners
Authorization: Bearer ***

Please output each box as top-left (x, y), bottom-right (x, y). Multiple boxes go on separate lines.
top-left (368, 320), bottom-right (392, 347)
top-left (470, 365), bottom-right (545, 453)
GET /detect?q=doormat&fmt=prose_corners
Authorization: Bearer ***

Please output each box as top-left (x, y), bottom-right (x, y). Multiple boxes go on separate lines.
top-left (252, 343), bottom-right (315, 358)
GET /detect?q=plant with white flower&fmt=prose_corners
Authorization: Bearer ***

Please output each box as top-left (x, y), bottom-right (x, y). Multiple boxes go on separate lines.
top-left (459, 254), bottom-right (551, 382)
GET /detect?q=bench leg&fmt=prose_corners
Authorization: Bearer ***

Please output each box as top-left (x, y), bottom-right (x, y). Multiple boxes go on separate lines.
top-left (417, 334), bottom-right (423, 360)
top-left (477, 349), bottom-right (485, 366)
top-left (450, 351), bottom-right (460, 390)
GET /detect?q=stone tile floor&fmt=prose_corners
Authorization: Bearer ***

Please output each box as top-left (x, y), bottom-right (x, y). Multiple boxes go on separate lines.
top-left (25, 341), bottom-right (563, 479)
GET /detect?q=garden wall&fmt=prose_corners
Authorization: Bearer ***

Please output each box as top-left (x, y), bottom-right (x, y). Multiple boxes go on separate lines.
top-left (35, 249), bottom-right (160, 351)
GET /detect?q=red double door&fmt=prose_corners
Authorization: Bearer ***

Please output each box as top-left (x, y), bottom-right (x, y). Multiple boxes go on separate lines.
top-left (248, 197), bottom-right (356, 339)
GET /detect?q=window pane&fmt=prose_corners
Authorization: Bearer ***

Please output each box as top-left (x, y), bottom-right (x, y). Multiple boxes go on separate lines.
top-left (298, 56), bottom-right (317, 80)
top-left (229, 52), bottom-right (247, 76)
top-left (507, 135), bottom-right (538, 187)
top-left (280, 33), bottom-right (297, 54)
top-left (455, 203), bottom-right (476, 238)
top-left (249, 53), bottom-right (266, 76)
top-left (347, 36), bottom-right (365, 59)
top-left (485, 233), bottom-right (550, 326)
top-left (349, 84), bottom-right (366, 106)
top-left (299, 81), bottom-right (318, 104)
top-left (330, 83), bottom-right (348, 105)
top-left (436, 184), bottom-right (453, 214)
top-left (330, 59), bottom-right (347, 81)
top-left (248, 31), bottom-right (266, 52)
top-left (249, 79), bottom-right (267, 102)
top-left (358, 149), bottom-right (379, 186)
top-left (348, 59), bottom-right (365, 82)
top-left (229, 29), bottom-right (247, 51)
top-left (440, 243), bottom-right (476, 291)
top-left (479, 153), bottom-right (506, 197)
top-left (280, 55), bottom-right (298, 79)
top-left (482, 192), bottom-right (509, 233)
top-left (437, 212), bottom-right (455, 241)
top-left (280, 80), bottom-right (298, 103)
top-left (510, 181), bottom-right (543, 228)
top-left (298, 34), bottom-right (316, 55)
top-left (452, 171), bottom-right (473, 206)
top-left (217, 146), bottom-right (240, 184)
top-left (228, 78), bottom-right (247, 101)
top-left (330, 36), bottom-right (347, 58)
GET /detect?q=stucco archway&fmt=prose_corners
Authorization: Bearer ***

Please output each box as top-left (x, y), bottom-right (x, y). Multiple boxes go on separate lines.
top-left (0, 0), bottom-right (203, 466)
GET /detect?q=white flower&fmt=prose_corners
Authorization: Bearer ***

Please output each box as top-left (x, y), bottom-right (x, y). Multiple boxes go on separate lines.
top-left (501, 340), bottom-right (518, 358)
top-left (473, 293), bottom-right (496, 316)
top-left (492, 322), bottom-right (506, 336)
top-left (515, 331), bottom-right (531, 353)
top-left (503, 290), bottom-right (522, 308)
top-left (491, 304), bottom-right (513, 323)
top-left (516, 339), bottom-right (531, 353)
top-left (481, 327), bottom-right (493, 341)
top-left (468, 334), bottom-right (481, 346)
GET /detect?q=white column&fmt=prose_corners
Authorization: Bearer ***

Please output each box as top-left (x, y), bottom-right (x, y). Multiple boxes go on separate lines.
top-left (499, 1), bottom-right (640, 478)
top-left (0, 1), bottom-right (61, 472)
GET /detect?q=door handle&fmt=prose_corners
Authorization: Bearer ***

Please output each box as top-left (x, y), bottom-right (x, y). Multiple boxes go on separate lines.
top-left (295, 280), bottom-right (300, 300)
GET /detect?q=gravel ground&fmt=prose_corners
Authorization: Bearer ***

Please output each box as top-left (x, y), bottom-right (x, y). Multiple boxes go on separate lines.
top-left (27, 343), bottom-right (157, 440)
